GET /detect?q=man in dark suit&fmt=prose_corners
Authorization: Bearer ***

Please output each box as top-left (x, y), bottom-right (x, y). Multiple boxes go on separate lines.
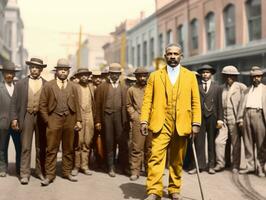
top-left (0, 62), bottom-right (21, 177)
top-left (189, 64), bottom-right (223, 174)
top-left (95, 63), bottom-right (128, 177)
top-left (10, 57), bottom-right (47, 184)
top-left (39, 58), bottom-right (82, 186)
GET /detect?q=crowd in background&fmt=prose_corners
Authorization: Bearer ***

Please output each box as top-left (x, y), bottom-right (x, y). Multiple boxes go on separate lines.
top-left (0, 53), bottom-right (265, 188)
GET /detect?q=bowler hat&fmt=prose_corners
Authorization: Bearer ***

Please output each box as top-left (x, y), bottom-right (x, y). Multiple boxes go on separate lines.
top-left (197, 64), bottom-right (216, 74)
top-left (25, 57), bottom-right (47, 68)
top-left (75, 68), bottom-right (91, 76)
top-left (101, 66), bottom-right (109, 74)
top-left (54, 58), bottom-right (71, 69)
top-left (134, 67), bottom-right (148, 74)
top-left (250, 66), bottom-right (263, 76)
top-left (221, 65), bottom-right (240, 75)
top-left (92, 70), bottom-right (102, 76)
top-left (109, 63), bottom-right (122, 73)
top-left (0, 61), bottom-right (21, 72)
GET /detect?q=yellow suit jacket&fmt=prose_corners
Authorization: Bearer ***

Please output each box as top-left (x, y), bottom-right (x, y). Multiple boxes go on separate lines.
top-left (140, 66), bottom-right (201, 136)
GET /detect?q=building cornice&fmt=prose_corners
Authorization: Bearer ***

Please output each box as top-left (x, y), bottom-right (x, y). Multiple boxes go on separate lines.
top-left (156, 0), bottom-right (186, 17)
top-left (127, 13), bottom-right (156, 34)
top-left (182, 40), bottom-right (266, 66)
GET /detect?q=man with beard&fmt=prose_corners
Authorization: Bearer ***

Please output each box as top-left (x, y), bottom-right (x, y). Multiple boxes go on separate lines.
top-left (127, 67), bottom-right (151, 181)
top-left (237, 66), bottom-right (266, 177)
top-left (10, 57), bottom-right (47, 184)
top-left (95, 63), bottom-right (128, 177)
top-left (141, 44), bottom-right (201, 200)
top-left (0, 62), bottom-right (20, 177)
top-left (39, 58), bottom-right (82, 186)
top-left (71, 68), bottom-right (94, 176)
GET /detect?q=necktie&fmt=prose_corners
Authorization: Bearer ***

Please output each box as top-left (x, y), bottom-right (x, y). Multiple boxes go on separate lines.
top-left (203, 82), bottom-right (207, 92)
top-left (61, 81), bottom-right (65, 90)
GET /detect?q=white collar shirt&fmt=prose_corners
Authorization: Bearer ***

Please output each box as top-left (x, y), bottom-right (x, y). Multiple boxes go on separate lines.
top-left (167, 64), bottom-right (180, 85)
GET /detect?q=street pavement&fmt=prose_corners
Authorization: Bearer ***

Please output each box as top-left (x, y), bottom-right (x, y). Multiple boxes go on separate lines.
top-left (0, 141), bottom-right (266, 200)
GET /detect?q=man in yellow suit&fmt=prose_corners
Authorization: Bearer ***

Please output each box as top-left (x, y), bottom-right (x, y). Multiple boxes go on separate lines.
top-left (140, 44), bottom-right (201, 200)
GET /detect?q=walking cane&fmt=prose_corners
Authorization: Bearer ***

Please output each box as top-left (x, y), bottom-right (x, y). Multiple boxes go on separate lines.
top-left (191, 134), bottom-right (205, 200)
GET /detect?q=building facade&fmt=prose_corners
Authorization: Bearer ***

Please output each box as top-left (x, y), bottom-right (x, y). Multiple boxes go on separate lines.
top-left (127, 13), bottom-right (159, 68)
top-left (79, 34), bottom-right (112, 70)
top-left (156, 0), bottom-right (266, 83)
top-left (3, 0), bottom-right (27, 78)
top-left (103, 18), bottom-right (141, 67)
top-left (0, 0), bottom-right (9, 65)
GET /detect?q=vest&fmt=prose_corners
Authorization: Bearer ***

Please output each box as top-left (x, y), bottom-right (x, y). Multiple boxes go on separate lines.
top-left (54, 85), bottom-right (70, 116)
top-left (165, 72), bottom-right (179, 122)
top-left (80, 86), bottom-right (92, 113)
top-left (104, 84), bottom-right (122, 114)
top-left (202, 92), bottom-right (214, 118)
top-left (27, 87), bottom-right (42, 114)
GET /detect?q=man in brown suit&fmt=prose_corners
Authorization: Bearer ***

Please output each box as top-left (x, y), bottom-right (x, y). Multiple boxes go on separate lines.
top-left (39, 58), bottom-right (82, 186)
top-left (127, 67), bottom-right (152, 181)
top-left (10, 57), bottom-right (47, 184)
top-left (95, 63), bottom-right (128, 177)
top-left (71, 68), bottom-right (95, 176)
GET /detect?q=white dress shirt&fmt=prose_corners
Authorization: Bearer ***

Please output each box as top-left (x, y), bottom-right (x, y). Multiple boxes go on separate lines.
top-left (246, 83), bottom-right (262, 109)
top-left (56, 78), bottom-right (68, 89)
top-left (109, 79), bottom-right (120, 88)
top-left (167, 64), bottom-right (180, 85)
top-left (29, 77), bottom-right (42, 94)
top-left (5, 82), bottom-right (14, 96)
top-left (202, 79), bottom-right (211, 93)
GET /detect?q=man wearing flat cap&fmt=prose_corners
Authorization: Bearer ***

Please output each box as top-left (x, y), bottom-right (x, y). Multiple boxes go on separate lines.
top-left (189, 64), bottom-right (223, 175)
top-left (39, 58), bottom-right (82, 186)
top-left (126, 67), bottom-right (152, 181)
top-left (71, 68), bottom-right (95, 176)
top-left (95, 63), bottom-right (128, 177)
top-left (216, 65), bottom-right (246, 174)
top-left (10, 57), bottom-right (47, 184)
top-left (0, 61), bottom-right (21, 177)
top-left (237, 66), bottom-right (266, 177)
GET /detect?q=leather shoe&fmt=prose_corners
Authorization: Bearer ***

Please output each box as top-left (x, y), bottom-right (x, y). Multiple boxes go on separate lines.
top-left (208, 168), bottom-right (216, 174)
top-left (20, 177), bottom-right (29, 185)
top-left (144, 193), bottom-right (161, 200)
top-left (129, 174), bottom-right (139, 181)
top-left (0, 172), bottom-right (7, 177)
top-left (108, 169), bottom-right (116, 177)
top-left (232, 168), bottom-right (239, 174)
top-left (188, 168), bottom-right (197, 175)
top-left (214, 165), bottom-right (224, 172)
top-left (41, 178), bottom-right (52, 186)
top-left (257, 165), bottom-right (265, 177)
top-left (82, 169), bottom-right (92, 176)
top-left (71, 168), bottom-right (79, 176)
top-left (239, 168), bottom-right (255, 174)
top-left (170, 193), bottom-right (183, 200)
top-left (64, 175), bottom-right (78, 182)
top-left (37, 173), bottom-right (45, 181)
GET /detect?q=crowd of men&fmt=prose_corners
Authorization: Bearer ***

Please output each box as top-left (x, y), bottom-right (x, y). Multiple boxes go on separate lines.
top-left (0, 43), bottom-right (265, 199)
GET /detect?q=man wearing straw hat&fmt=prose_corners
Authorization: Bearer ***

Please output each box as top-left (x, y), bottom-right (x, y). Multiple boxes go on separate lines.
top-left (0, 61), bottom-right (21, 177)
top-left (71, 68), bottom-right (95, 176)
top-left (10, 57), bottom-right (47, 184)
top-left (237, 66), bottom-right (266, 177)
top-left (39, 58), bottom-right (82, 186)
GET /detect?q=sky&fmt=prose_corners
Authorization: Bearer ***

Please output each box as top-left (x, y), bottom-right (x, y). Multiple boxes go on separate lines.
top-left (18, 0), bottom-right (155, 70)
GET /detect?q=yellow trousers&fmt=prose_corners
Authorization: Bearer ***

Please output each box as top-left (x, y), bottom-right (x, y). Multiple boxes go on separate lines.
top-left (146, 116), bottom-right (187, 197)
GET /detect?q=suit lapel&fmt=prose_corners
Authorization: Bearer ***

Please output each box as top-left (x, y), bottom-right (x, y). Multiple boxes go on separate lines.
top-left (160, 67), bottom-right (169, 101)
top-left (177, 67), bottom-right (185, 97)
top-left (51, 80), bottom-right (59, 100)
top-left (1, 83), bottom-right (12, 98)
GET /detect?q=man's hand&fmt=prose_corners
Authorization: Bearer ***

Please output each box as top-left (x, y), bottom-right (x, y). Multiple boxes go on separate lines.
top-left (140, 122), bottom-right (148, 136)
top-left (238, 122), bottom-right (243, 128)
top-left (74, 121), bottom-right (82, 131)
top-left (190, 125), bottom-right (200, 141)
top-left (95, 123), bottom-right (101, 131)
top-left (216, 121), bottom-right (223, 129)
top-left (11, 120), bottom-right (19, 131)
